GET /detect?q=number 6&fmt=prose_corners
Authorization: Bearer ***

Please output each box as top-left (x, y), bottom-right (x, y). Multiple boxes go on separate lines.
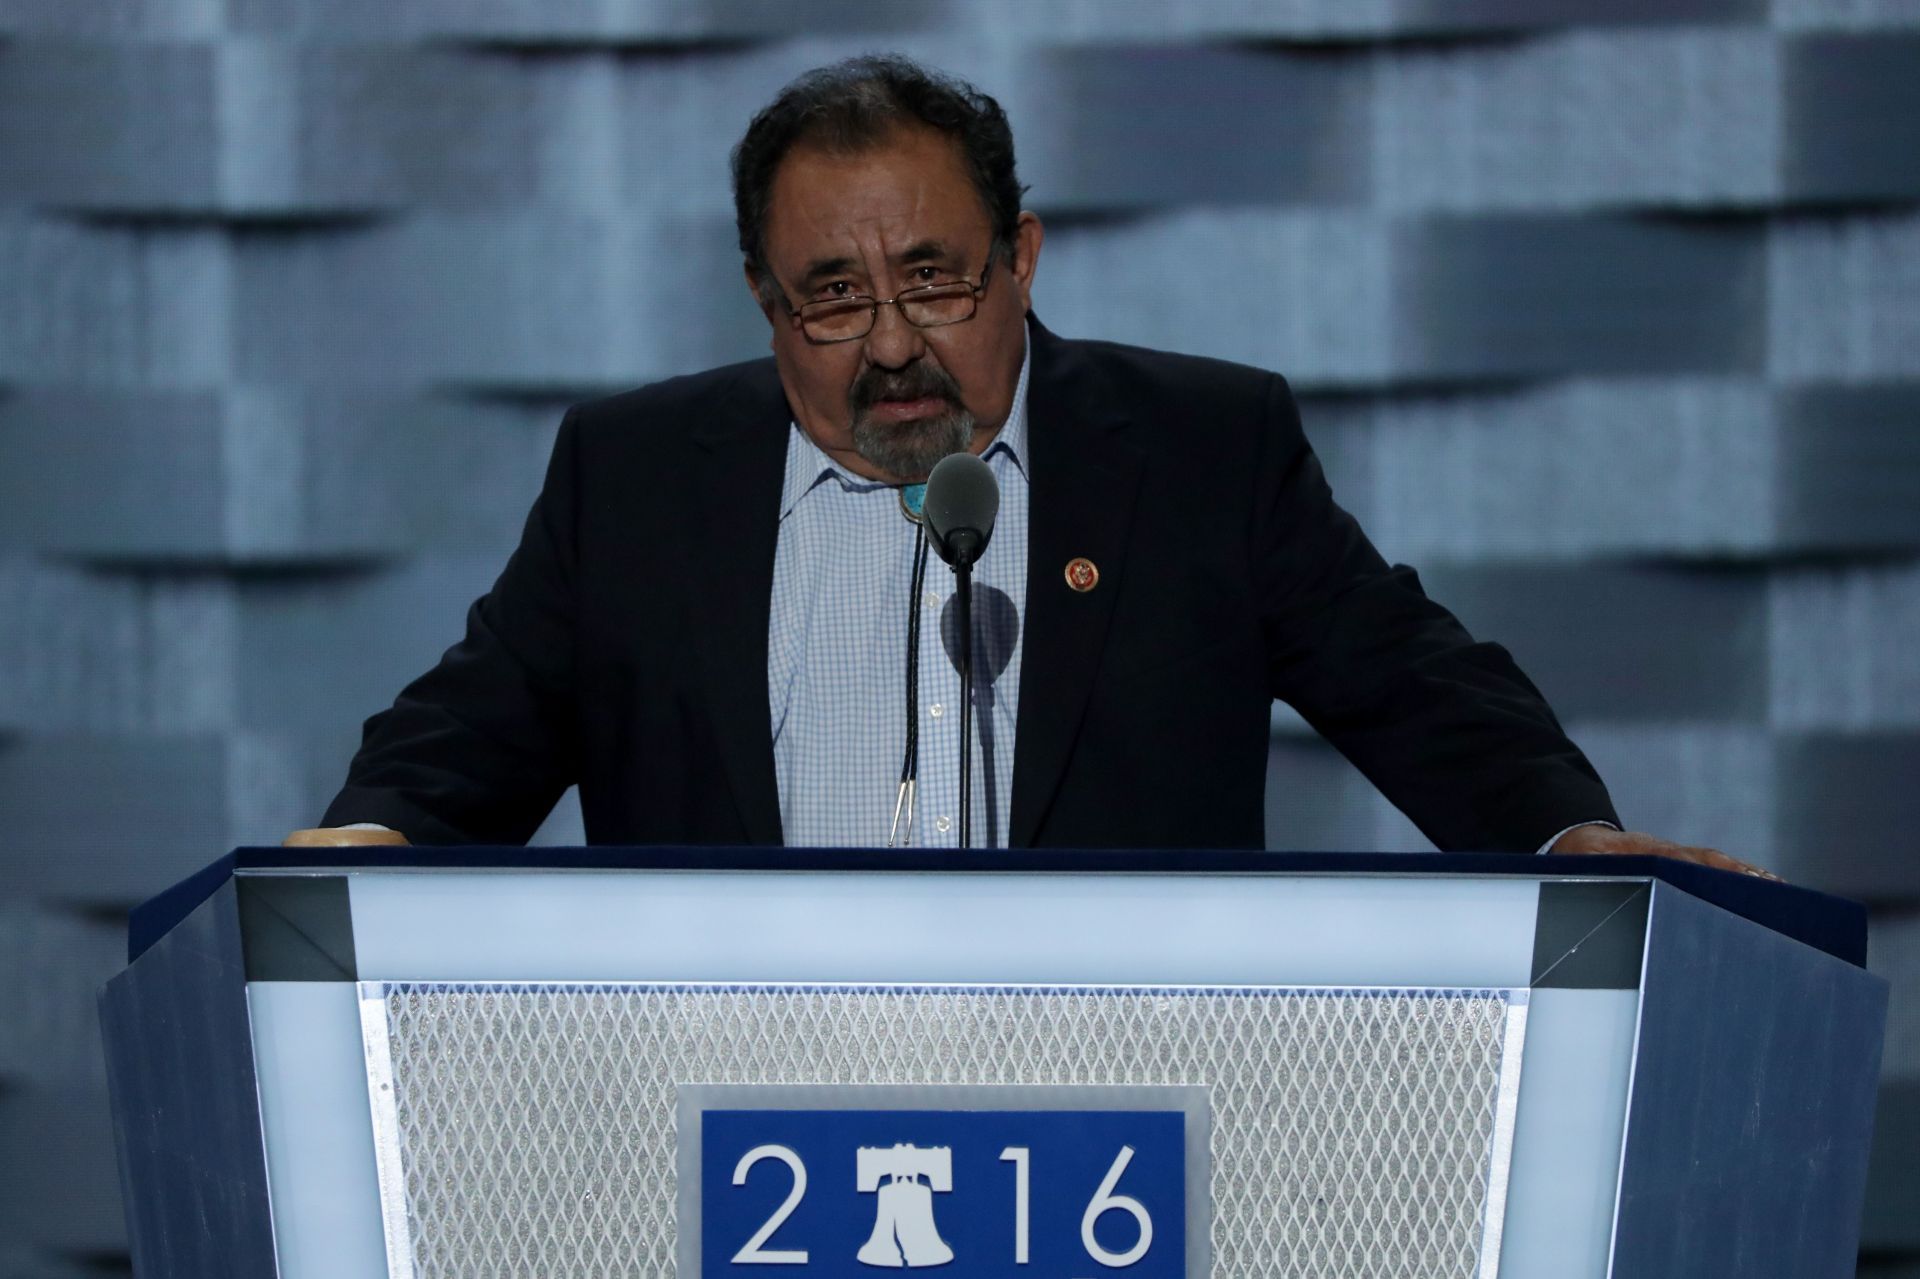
top-left (1082, 1145), bottom-right (1153, 1267)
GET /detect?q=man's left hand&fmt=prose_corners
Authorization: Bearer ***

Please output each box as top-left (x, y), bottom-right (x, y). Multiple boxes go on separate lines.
top-left (1551, 824), bottom-right (1783, 881)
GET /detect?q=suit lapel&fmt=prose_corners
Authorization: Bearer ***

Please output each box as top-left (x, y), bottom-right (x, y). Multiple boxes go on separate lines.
top-left (1010, 322), bottom-right (1145, 847)
top-left (689, 361), bottom-right (789, 845)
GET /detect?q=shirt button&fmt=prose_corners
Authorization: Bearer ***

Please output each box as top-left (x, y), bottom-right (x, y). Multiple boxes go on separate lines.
top-left (935, 816), bottom-right (952, 834)
top-left (923, 591), bottom-right (941, 609)
top-left (929, 703), bottom-right (944, 718)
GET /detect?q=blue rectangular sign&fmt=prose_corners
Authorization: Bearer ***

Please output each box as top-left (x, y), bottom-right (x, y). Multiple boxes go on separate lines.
top-left (701, 1107), bottom-right (1188, 1277)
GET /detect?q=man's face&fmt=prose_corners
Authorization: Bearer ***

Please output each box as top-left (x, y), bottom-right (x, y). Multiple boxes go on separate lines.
top-left (751, 125), bottom-right (1042, 483)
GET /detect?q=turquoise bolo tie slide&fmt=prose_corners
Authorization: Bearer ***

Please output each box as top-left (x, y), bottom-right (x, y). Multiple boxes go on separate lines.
top-left (898, 482), bottom-right (927, 523)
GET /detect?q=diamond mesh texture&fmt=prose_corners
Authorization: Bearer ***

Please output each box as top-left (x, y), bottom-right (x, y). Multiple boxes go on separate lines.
top-left (371, 983), bottom-right (1515, 1278)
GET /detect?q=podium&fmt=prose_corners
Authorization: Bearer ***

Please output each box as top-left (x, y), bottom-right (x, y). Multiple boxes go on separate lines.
top-left (101, 848), bottom-right (1886, 1278)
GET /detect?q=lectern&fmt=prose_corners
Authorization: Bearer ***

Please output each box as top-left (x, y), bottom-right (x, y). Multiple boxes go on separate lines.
top-left (102, 849), bottom-right (1885, 1278)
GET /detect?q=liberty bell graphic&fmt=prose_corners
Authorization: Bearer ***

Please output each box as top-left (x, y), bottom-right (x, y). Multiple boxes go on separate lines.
top-left (855, 1144), bottom-right (955, 1267)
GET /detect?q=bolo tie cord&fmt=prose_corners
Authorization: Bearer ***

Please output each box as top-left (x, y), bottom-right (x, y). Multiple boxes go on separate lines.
top-left (889, 520), bottom-right (932, 847)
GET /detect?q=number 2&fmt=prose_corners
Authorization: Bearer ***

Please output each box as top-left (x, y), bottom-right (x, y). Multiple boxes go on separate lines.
top-left (731, 1145), bottom-right (808, 1264)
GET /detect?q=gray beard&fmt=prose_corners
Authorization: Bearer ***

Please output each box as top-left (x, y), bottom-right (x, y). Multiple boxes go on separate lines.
top-left (850, 404), bottom-right (975, 482)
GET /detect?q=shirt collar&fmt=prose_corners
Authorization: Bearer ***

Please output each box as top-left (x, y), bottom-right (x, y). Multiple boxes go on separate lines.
top-left (779, 331), bottom-right (1032, 521)
top-left (987, 335), bottom-right (1032, 477)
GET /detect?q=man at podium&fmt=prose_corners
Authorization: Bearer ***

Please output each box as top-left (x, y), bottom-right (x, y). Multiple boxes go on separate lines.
top-left (297, 55), bottom-right (1772, 880)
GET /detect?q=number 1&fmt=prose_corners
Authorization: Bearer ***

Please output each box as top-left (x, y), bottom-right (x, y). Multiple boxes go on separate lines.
top-left (1000, 1146), bottom-right (1030, 1264)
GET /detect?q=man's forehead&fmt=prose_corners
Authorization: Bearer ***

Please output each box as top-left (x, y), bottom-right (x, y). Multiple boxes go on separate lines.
top-left (764, 129), bottom-right (987, 269)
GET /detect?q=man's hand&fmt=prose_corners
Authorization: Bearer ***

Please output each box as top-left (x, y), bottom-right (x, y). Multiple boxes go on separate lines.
top-left (1551, 824), bottom-right (1780, 880)
top-left (283, 827), bottom-right (411, 848)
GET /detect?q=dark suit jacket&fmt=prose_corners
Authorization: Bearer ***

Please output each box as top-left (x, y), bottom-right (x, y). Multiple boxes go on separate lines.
top-left (323, 319), bottom-right (1618, 851)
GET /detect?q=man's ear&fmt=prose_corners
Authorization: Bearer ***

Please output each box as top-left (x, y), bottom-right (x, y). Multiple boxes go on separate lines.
top-left (744, 263), bottom-right (778, 325)
top-left (1011, 211), bottom-right (1044, 311)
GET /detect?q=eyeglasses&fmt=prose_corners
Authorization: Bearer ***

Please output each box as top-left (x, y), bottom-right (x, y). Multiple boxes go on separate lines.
top-left (786, 257), bottom-right (995, 345)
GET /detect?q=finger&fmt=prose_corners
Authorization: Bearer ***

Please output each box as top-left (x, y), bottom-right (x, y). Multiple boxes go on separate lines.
top-left (1684, 845), bottom-right (1784, 881)
top-left (283, 826), bottom-right (410, 847)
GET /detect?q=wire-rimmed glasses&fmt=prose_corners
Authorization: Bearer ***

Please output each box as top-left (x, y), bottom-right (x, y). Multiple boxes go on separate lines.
top-left (787, 258), bottom-right (995, 344)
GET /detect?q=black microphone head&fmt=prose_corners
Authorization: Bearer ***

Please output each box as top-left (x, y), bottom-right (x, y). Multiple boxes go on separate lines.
top-left (923, 451), bottom-right (999, 567)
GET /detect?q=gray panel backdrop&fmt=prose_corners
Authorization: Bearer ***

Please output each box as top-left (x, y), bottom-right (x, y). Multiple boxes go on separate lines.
top-left (1, 2), bottom-right (1917, 1274)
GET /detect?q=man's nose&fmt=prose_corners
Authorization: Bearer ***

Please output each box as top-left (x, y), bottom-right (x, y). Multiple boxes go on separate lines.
top-left (861, 299), bottom-right (926, 369)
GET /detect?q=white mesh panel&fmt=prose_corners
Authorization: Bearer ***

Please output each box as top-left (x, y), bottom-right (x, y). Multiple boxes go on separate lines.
top-left (368, 983), bottom-right (1517, 1278)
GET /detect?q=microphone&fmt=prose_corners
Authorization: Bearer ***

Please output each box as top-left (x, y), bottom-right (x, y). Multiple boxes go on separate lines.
top-left (921, 452), bottom-right (1000, 847)
top-left (923, 452), bottom-right (999, 568)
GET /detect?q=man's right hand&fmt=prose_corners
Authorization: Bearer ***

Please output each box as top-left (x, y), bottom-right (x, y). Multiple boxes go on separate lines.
top-left (282, 827), bottom-right (411, 847)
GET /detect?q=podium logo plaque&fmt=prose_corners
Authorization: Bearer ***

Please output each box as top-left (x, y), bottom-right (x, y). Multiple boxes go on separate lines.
top-left (679, 1084), bottom-right (1209, 1278)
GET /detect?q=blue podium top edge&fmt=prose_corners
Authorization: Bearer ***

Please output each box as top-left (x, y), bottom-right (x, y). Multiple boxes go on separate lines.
top-left (126, 846), bottom-right (1870, 969)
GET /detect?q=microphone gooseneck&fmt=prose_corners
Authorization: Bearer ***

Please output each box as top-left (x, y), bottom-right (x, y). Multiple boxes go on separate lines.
top-left (955, 563), bottom-right (974, 848)
top-left (922, 452), bottom-right (1001, 848)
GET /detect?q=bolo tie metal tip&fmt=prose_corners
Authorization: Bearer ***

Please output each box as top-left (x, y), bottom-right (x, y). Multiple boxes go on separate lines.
top-left (886, 779), bottom-right (917, 848)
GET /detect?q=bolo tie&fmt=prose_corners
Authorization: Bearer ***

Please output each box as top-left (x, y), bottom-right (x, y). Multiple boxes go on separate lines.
top-left (888, 482), bottom-right (932, 847)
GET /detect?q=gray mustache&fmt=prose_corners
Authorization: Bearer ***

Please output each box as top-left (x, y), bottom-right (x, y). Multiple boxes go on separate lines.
top-left (852, 368), bottom-right (961, 410)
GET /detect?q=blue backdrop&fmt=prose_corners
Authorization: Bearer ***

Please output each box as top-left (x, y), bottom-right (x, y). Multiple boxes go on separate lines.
top-left (1, 3), bottom-right (1916, 1273)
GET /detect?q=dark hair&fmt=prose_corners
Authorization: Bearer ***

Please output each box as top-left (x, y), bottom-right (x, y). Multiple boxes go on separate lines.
top-left (731, 55), bottom-right (1027, 308)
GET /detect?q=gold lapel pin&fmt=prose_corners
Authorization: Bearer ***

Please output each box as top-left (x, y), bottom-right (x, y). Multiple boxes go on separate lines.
top-left (1064, 557), bottom-right (1099, 592)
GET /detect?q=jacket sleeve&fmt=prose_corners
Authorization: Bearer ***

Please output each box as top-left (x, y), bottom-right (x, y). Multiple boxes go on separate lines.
top-left (319, 410), bottom-right (584, 843)
top-left (1252, 375), bottom-right (1620, 853)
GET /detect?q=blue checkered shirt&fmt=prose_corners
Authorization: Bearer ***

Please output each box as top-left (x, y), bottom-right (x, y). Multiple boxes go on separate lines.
top-left (769, 349), bottom-right (1031, 848)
